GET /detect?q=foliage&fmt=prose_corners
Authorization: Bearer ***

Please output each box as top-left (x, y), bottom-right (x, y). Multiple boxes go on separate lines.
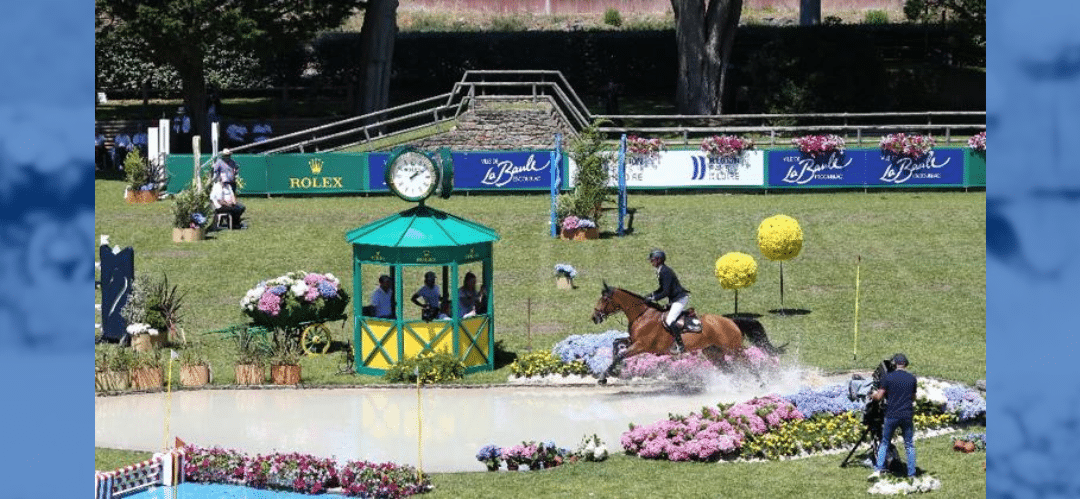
top-left (244, 451), bottom-right (338, 494)
top-left (241, 271), bottom-right (349, 331)
top-left (757, 215), bottom-right (804, 262)
top-left (880, 133), bottom-right (936, 160)
top-left (903, 0), bottom-right (985, 45)
top-left (95, 343), bottom-right (135, 372)
top-left (967, 131), bottom-right (986, 152)
top-left (575, 434), bottom-right (610, 462)
top-left (714, 252), bottom-right (758, 290)
top-left (791, 134), bottom-right (846, 157)
top-left (509, 351), bottom-right (591, 378)
top-left (475, 444), bottom-right (503, 470)
top-left (626, 135), bottom-right (664, 156)
top-left (863, 10), bottom-right (889, 24)
top-left (269, 328), bottom-right (304, 366)
top-left (123, 148), bottom-right (167, 191)
top-left (551, 330), bottom-right (628, 376)
top-left (566, 119), bottom-right (614, 225)
top-left (383, 352), bottom-right (465, 384)
top-left (131, 350), bottom-right (165, 369)
top-left (121, 272), bottom-right (185, 333)
top-left (338, 460), bottom-right (431, 498)
top-left (232, 326), bottom-right (272, 366)
top-left (178, 340), bottom-right (210, 367)
top-left (700, 135), bottom-right (754, 159)
top-left (602, 8), bottom-right (623, 28)
top-left (171, 176), bottom-right (213, 229)
top-left (183, 445), bottom-right (248, 484)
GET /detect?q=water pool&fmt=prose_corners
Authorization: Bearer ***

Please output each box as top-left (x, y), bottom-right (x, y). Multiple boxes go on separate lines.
top-left (124, 482), bottom-right (328, 498)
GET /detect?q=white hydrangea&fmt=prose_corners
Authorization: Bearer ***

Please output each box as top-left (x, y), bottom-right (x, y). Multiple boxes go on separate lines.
top-left (125, 323), bottom-right (158, 336)
top-left (868, 476), bottom-right (941, 495)
top-left (592, 445), bottom-right (608, 461)
top-left (917, 378), bottom-right (950, 407)
top-left (290, 282), bottom-right (309, 297)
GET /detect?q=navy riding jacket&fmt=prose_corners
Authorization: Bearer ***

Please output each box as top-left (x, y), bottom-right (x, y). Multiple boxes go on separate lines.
top-left (649, 264), bottom-right (689, 303)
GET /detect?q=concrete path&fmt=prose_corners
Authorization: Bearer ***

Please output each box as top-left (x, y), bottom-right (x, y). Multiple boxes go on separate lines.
top-left (95, 368), bottom-right (846, 473)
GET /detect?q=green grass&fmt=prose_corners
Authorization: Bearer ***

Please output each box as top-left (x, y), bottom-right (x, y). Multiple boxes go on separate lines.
top-left (96, 429), bottom-right (986, 497)
top-left (96, 180), bottom-right (984, 386)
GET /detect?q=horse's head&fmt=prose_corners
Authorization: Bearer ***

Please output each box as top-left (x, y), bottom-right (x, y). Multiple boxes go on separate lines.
top-left (592, 281), bottom-right (620, 324)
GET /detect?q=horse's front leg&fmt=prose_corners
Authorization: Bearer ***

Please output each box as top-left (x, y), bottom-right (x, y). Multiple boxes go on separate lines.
top-left (598, 339), bottom-right (639, 385)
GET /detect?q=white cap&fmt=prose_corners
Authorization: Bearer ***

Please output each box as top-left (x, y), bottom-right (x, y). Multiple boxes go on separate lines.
top-left (221, 148), bottom-right (232, 155)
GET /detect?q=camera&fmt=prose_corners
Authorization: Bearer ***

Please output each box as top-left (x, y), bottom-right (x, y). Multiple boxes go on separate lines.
top-left (848, 359), bottom-right (897, 433)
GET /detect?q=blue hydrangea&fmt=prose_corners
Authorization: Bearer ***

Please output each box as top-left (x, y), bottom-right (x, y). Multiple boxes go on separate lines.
top-left (191, 213), bottom-right (206, 225)
top-left (475, 444), bottom-right (501, 461)
top-left (782, 384), bottom-right (863, 418)
top-left (552, 330), bottom-right (628, 375)
top-left (317, 280), bottom-right (338, 298)
top-left (943, 385), bottom-right (986, 422)
top-left (269, 285), bottom-right (287, 296)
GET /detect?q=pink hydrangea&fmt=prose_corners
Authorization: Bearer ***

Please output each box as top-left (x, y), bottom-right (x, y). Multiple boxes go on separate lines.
top-left (258, 290), bottom-right (282, 316)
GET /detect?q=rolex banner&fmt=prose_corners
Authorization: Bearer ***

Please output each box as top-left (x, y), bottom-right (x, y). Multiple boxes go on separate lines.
top-left (264, 153), bottom-right (367, 194)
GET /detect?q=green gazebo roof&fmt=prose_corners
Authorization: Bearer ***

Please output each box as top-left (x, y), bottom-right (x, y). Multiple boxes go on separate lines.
top-left (345, 204), bottom-right (500, 248)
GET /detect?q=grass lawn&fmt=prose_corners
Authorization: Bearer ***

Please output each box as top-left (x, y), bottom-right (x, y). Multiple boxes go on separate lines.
top-left (95, 178), bottom-right (984, 386)
top-left (96, 429), bottom-right (986, 497)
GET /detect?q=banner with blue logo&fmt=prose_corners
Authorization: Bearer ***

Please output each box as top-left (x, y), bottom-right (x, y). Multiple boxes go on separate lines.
top-left (767, 148), bottom-right (967, 188)
top-left (369, 150), bottom-right (554, 191)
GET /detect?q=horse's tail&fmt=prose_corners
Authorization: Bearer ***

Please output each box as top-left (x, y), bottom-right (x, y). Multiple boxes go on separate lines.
top-left (733, 317), bottom-right (787, 355)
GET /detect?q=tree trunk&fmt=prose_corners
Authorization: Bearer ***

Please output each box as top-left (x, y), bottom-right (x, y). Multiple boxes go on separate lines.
top-left (671, 0), bottom-right (743, 115)
top-left (357, 0), bottom-right (399, 121)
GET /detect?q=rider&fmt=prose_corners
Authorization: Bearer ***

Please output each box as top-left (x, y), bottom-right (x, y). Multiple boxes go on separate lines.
top-left (644, 249), bottom-right (690, 354)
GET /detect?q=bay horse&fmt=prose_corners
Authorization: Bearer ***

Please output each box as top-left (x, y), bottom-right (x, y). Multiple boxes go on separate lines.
top-left (591, 282), bottom-right (785, 385)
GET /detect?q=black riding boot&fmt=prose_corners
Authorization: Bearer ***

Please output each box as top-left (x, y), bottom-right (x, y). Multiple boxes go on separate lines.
top-left (665, 322), bottom-right (685, 354)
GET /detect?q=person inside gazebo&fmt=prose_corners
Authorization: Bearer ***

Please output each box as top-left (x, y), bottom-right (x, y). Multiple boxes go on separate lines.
top-left (369, 275), bottom-right (395, 319)
top-left (457, 271), bottom-right (486, 318)
top-left (411, 271), bottom-right (448, 320)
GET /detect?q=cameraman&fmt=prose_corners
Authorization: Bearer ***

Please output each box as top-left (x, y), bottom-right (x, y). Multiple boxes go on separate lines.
top-left (869, 353), bottom-right (917, 479)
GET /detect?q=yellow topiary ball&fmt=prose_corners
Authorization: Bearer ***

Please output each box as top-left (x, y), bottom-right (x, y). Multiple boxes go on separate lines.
top-left (757, 215), bottom-right (803, 261)
top-left (715, 252), bottom-right (758, 290)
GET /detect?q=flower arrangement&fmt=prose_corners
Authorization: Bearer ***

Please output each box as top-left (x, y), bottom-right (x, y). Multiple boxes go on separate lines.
top-left (500, 441), bottom-right (568, 470)
top-left (183, 445), bottom-right (248, 484)
top-left (620, 350), bottom-right (715, 384)
top-left (383, 351), bottom-right (465, 384)
top-left (244, 451), bottom-right (338, 494)
top-left (714, 252), bottom-right (758, 290)
top-left (337, 460), bottom-right (430, 498)
top-left (782, 384), bottom-right (864, 418)
top-left (626, 135), bottom-right (665, 156)
top-left (509, 351), bottom-right (592, 378)
top-left (791, 134), bottom-right (846, 157)
top-left (757, 215), bottom-right (804, 261)
top-left (171, 177), bottom-right (212, 229)
top-left (551, 330), bottom-right (628, 375)
top-left (554, 263), bottom-right (578, 279)
top-left (123, 147), bottom-right (168, 193)
top-left (575, 434), bottom-right (609, 462)
top-left (125, 322), bottom-right (160, 338)
top-left (879, 133), bottom-right (936, 160)
top-left (560, 215), bottom-right (597, 232)
top-left (475, 444), bottom-right (503, 471)
top-left (701, 135), bottom-right (755, 159)
top-left (967, 131), bottom-right (986, 152)
top-left (867, 475), bottom-right (942, 495)
top-left (240, 271), bottom-right (350, 331)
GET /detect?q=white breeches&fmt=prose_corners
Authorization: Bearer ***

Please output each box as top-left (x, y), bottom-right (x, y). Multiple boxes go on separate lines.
top-left (665, 295), bottom-right (689, 326)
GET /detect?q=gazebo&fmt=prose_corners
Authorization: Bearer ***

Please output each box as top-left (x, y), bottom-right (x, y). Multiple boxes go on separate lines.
top-left (345, 204), bottom-right (500, 375)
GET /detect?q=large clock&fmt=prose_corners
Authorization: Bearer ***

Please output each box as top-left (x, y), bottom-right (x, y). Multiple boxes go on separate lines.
top-left (386, 147), bottom-right (440, 202)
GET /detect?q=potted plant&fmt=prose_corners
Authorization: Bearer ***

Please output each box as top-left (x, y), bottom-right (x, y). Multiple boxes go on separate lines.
top-left (559, 216), bottom-right (598, 241)
top-left (791, 134), bottom-right (846, 158)
top-left (171, 177), bottom-right (212, 242)
top-left (269, 328), bottom-right (303, 385)
top-left (553, 263), bottom-right (577, 289)
top-left (123, 148), bottom-right (167, 203)
top-left (233, 326), bottom-right (269, 385)
top-left (130, 350), bottom-right (165, 390)
top-left (121, 272), bottom-right (186, 347)
top-left (95, 343), bottom-right (133, 392)
top-left (178, 340), bottom-right (212, 387)
top-left (565, 119), bottom-right (614, 229)
top-left (967, 131), bottom-right (986, 155)
top-left (126, 322), bottom-right (165, 353)
top-left (625, 135), bottom-right (664, 167)
top-left (879, 132), bottom-right (936, 160)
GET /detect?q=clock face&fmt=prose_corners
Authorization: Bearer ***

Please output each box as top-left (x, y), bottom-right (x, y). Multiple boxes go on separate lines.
top-left (387, 150), bottom-right (439, 202)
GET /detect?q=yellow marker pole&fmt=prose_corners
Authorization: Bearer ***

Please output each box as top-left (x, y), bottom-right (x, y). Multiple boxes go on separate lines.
top-left (416, 367), bottom-right (424, 483)
top-left (164, 350), bottom-right (177, 452)
top-left (853, 256), bottom-right (861, 363)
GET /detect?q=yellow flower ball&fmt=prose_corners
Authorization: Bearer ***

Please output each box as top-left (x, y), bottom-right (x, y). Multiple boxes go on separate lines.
top-left (757, 215), bottom-right (804, 261)
top-left (715, 252), bottom-right (758, 290)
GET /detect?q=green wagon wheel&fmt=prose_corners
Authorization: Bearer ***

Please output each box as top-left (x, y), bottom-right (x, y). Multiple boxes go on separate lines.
top-left (301, 322), bottom-right (333, 355)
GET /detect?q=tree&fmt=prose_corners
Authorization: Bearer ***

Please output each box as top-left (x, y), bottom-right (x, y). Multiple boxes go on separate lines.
top-left (356, 0), bottom-right (399, 118)
top-left (670, 0), bottom-right (744, 115)
top-left (96, 0), bottom-right (363, 151)
top-left (904, 0), bottom-right (986, 44)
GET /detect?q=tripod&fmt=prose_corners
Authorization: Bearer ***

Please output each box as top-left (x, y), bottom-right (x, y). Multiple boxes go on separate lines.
top-left (840, 424), bottom-right (895, 468)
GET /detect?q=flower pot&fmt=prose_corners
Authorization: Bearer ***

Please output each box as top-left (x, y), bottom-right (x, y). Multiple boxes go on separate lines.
top-left (180, 365), bottom-right (210, 387)
top-left (234, 364), bottom-right (264, 385)
top-left (172, 227), bottom-right (206, 243)
top-left (95, 370), bottom-right (130, 391)
top-left (130, 367), bottom-right (163, 390)
top-left (953, 440), bottom-right (976, 453)
top-left (271, 364), bottom-right (301, 385)
top-left (125, 189), bottom-right (159, 203)
top-left (555, 275), bottom-right (574, 290)
top-left (131, 333), bottom-right (166, 353)
top-left (561, 227), bottom-right (599, 241)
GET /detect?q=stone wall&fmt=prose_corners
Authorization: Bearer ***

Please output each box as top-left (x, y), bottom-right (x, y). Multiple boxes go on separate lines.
top-left (414, 98), bottom-right (577, 151)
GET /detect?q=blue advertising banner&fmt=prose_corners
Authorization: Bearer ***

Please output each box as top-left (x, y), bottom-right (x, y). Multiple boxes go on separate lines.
top-left (369, 150), bottom-right (555, 191)
top-left (767, 148), bottom-right (968, 188)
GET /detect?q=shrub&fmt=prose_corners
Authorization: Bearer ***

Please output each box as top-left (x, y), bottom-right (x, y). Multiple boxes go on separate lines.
top-left (509, 351), bottom-right (591, 378)
top-left (183, 445), bottom-right (248, 484)
top-left (566, 119), bottom-right (614, 225)
top-left (551, 330), bottom-right (628, 376)
top-left (863, 9), bottom-right (889, 24)
top-left (172, 176), bottom-right (213, 229)
top-left (244, 451), bottom-right (338, 494)
top-left (602, 8), bottom-right (623, 27)
top-left (384, 351), bottom-right (465, 384)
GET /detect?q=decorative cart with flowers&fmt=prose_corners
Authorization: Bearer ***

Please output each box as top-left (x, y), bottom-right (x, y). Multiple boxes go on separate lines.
top-left (238, 271), bottom-right (351, 355)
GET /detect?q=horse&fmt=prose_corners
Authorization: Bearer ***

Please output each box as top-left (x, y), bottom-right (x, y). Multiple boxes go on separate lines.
top-left (590, 282), bottom-right (786, 385)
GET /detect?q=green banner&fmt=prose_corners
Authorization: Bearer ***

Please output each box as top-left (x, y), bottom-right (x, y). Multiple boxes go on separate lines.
top-left (964, 149), bottom-right (986, 187)
top-left (164, 154), bottom-right (269, 193)
top-left (265, 153), bottom-right (367, 194)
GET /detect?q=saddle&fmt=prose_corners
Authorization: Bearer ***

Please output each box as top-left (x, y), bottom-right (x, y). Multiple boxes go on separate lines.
top-left (674, 308), bottom-right (702, 333)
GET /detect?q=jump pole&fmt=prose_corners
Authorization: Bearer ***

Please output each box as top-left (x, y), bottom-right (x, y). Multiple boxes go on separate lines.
top-left (550, 134), bottom-right (562, 238)
top-left (617, 134), bottom-right (627, 236)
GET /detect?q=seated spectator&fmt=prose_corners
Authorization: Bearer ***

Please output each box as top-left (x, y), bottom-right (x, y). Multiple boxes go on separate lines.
top-left (411, 271), bottom-right (447, 321)
top-left (369, 275), bottom-right (395, 319)
top-left (209, 174), bottom-right (246, 229)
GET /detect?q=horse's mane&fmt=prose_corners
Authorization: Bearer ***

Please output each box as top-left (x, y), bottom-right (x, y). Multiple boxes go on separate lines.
top-left (609, 287), bottom-right (665, 311)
